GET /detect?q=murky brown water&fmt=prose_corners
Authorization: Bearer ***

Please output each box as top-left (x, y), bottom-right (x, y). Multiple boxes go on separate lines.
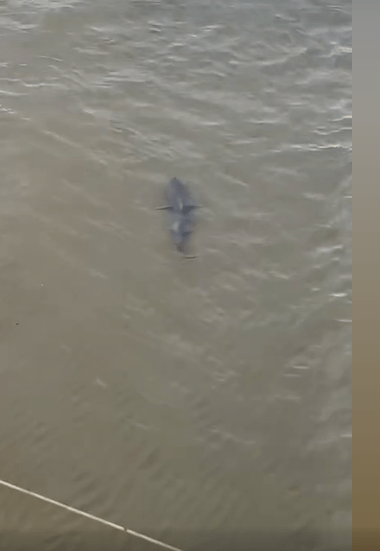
top-left (0, 0), bottom-right (351, 549)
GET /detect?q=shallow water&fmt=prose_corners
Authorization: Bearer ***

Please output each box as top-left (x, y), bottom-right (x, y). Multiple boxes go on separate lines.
top-left (0, 0), bottom-right (351, 549)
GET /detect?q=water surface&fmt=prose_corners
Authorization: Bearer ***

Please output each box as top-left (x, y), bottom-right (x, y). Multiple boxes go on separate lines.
top-left (0, 0), bottom-right (351, 549)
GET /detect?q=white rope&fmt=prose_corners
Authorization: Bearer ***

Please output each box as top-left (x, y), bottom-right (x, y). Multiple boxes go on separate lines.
top-left (0, 479), bottom-right (183, 551)
top-left (126, 529), bottom-right (183, 551)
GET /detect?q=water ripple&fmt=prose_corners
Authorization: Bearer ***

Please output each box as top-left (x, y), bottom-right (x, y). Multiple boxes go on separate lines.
top-left (0, 0), bottom-right (351, 546)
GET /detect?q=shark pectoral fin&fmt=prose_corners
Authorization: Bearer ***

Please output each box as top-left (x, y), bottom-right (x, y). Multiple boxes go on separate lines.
top-left (183, 205), bottom-right (202, 215)
top-left (155, 205), bottom-right (173, 210)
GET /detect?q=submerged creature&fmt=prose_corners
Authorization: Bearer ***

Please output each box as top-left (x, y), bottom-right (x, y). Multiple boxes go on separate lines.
top-left (156, 177), bottom-right (201, 258)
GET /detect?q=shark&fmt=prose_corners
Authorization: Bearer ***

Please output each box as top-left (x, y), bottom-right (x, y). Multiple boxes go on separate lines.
top-left (156, 177), bottom-right (202, 258)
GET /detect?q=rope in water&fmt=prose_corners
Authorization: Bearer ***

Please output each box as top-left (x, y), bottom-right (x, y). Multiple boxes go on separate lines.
top-left (0, 478), bottom-right (183, 551)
